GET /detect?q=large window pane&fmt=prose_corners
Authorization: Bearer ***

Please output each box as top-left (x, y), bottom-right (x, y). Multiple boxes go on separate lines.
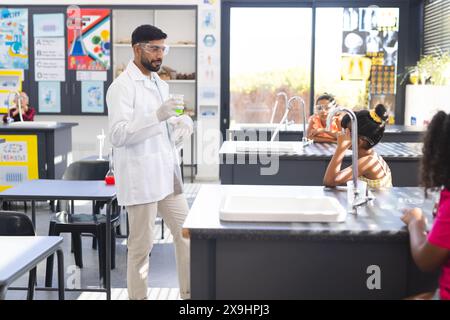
top-left (315, 7), bottom-right (399, 121)
top-left (230, 8), bottom-right (312, 125)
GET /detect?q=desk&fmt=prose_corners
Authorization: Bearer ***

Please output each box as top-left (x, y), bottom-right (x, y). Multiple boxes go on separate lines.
top-left (0, 180), bottom-right (117, 300)
top-left (0, 122), bottom-right (78, 180)
top-left (0, 236), bottom-right (64, 300)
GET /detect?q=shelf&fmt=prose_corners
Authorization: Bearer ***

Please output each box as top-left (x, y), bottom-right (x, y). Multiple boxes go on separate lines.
top-left (113, 43), bottom-right (195, 48)
top-left (165, 80), bottom-right (196, 84)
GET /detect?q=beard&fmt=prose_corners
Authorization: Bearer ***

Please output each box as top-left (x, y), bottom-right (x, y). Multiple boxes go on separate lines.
top-left (141, 56), bottom-right (162, 72)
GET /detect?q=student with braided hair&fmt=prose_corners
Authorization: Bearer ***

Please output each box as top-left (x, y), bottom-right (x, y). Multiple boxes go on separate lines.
top-left (323, 104), bottom-right (392, 189)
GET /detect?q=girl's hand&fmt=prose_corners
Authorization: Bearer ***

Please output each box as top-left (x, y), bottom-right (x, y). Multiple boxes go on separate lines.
top-left (337, 128), bottom-right (351, 149)
top-left (401, 207), bottom-right (427, 226)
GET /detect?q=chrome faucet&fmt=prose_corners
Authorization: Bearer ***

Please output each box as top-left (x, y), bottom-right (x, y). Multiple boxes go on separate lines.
top-left (326, 107), bottom-right (368, 211)
top-left (290, 96), bottom-right (312, 147)
top-left (270, 92), bottom-right (288, 124)
top-left (5, 91), bottom-right (23, 123)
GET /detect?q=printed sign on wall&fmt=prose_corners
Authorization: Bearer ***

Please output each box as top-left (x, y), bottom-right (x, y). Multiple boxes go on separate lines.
top-left (33, 13), bottom-right (64, 37)
top-left (0, 8), bottom-right (28, 69)
top-left (0, 134), bottom-right (38, 192)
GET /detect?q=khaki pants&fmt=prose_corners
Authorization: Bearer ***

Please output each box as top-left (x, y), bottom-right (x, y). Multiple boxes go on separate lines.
top-left (126, 193), bottom-right (190, 300)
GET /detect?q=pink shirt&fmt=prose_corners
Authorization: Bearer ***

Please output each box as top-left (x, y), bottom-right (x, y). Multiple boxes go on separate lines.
top-left (428, 188), bottom-right (450, 300)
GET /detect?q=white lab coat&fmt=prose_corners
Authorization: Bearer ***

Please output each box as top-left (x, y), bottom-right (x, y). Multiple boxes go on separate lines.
top-left (106, 60), bottom-right (182, 206)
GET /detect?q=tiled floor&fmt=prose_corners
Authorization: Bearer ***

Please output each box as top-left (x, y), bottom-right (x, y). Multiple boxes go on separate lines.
top-left (4, 182), bottom-right (207, 300)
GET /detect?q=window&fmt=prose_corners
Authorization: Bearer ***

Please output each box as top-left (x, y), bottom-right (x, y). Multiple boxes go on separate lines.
top-left (315, 7), bottom-right (399, 118)
top-left (229, 7), bottom-right (312, 125)
top-left (424, 0), bottom-right (450, 54)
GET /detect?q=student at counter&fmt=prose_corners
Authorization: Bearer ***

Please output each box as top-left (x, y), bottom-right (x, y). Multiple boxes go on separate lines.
top-left (3, 92), bottom-right (35, 123)
top-left (323, 104), bottom-right (392, 189)
top-left (306, 93), bottom-right (341, 143)
top-left (401, 111), bottom-right (450, 300)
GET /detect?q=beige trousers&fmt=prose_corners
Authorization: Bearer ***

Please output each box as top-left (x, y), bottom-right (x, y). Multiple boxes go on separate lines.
top-left (126, 193), bottom-right (190, 300)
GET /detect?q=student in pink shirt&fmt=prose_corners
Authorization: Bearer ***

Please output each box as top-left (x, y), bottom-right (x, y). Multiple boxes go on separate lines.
top-left (401, 111), bottom-right (450, 300)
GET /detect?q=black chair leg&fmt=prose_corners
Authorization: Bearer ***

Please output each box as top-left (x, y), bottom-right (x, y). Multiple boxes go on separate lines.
top-left (96, 225), bottom-right (106, 288)
top-left (27, 267), bottom-right (36, 300)
top-left (111, 227), bottom-right (116, 270)
top-left (72, 232), bottom-right (83, 268)
top-left (161, 219), bottom-right (164, 240)
top-left (92, 201), bottom-right (99, 250)
top-left (45, 222), bottom-right (57, 287)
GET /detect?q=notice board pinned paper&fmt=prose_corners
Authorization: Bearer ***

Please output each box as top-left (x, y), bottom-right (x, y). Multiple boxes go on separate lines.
top-left (76, 71), bottom-right (107, 82)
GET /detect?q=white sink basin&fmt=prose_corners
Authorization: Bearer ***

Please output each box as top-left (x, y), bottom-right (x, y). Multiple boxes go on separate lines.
top-left (220, 194), bottom-right (347, 223)
top-left (235, 141), bottom-right (298, 153)
top-left (8, 121), bottom-right (58, 128)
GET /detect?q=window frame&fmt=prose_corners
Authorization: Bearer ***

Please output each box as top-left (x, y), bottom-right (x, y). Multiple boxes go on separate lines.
top-left (221, 0), bottom-right (417, 138)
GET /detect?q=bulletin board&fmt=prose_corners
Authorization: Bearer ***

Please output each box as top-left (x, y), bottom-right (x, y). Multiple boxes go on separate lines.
top-left (0, 134), bottom-right (39, 192)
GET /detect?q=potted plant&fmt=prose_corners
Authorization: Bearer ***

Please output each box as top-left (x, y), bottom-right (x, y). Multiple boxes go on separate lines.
top-left (401, 49), bottom-right (450, 85)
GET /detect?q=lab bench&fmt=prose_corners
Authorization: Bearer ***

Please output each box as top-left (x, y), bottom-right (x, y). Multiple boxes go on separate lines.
top-left (184, 185), bottom-right (439, 299)
top-left (228, 124), bottom-right (425, 143)
top-left (219, 141), bottom-right (422, 187)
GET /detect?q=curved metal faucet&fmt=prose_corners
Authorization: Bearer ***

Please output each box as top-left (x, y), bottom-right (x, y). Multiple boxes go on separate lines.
top-left (326, 107), bottom-right (364, 210)
top-left (290, 96), bottom-right (312, 146)
top-left (269, 92), bottom-right (288, 124)
top-left (6, 91), bottom-right (23, 123)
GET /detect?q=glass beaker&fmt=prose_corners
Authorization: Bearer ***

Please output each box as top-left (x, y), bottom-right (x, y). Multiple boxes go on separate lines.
top-left (169, 94), bottom-right (185, 115)
top-left (105, 148), bottom-right (115, 185)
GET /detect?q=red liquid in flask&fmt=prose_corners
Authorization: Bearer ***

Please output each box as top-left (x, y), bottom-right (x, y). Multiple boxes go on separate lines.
top-left (105, 173), bottom-right (115, 185)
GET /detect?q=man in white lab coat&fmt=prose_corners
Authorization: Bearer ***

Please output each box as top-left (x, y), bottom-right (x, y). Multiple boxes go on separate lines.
top-left (106, 25), bottom-right (192, 300)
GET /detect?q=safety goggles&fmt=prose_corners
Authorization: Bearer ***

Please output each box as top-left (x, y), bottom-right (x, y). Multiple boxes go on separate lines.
top-left (314, 103), bottom-right (334, 113)
top-left (138, 43), bottom-right (170, 56)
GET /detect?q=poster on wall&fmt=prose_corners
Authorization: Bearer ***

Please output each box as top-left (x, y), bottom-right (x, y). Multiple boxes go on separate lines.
top-left (67, 8), bottom-right (111, 71)
top-left (0, 8), bottom-right (28, 69)
top-left (0, 69), bottom-right (23, 114)
top-left (0, 135), bottom-right (39, 192)
top-left (35, 59), bottom-right (65, 81)
top-left (38, 81), bottom-right (61, 113)
top-left (81, 81), bottom-right (104, 113)
top-left (33, 13), bottom-right (64, 37)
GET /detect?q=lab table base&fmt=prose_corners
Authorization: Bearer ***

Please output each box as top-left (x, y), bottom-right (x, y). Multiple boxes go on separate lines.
top-left (191, 238), bottom-right (438, 300)
top-left (220, 158), bottom-right (419, 187)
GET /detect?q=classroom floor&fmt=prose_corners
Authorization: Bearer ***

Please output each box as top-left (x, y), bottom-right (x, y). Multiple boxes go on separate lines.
top-left (4, 183), bottom-right (204, 300)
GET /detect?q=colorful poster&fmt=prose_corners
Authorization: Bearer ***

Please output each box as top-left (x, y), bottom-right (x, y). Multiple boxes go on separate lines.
top-left (67, 8), bottom-right (111, 71)
top-left (33, 13), bottom-right (64, 37)
top-left (0, 69), bottom-right (23, 113)
top-left (0, 8), bottom-right (28, 69)
top-left (38, 81), bottom-right (61, 113)
top-left (81, 81), bottom-right (104, 113)
top-left (0, 134), bottom-right (39, 192)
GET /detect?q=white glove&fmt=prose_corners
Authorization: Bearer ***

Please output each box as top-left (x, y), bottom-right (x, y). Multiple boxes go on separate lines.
top-left (156, 98), bottom-right (178, 122)
top-left (168, 115), bottom-right (193, 147)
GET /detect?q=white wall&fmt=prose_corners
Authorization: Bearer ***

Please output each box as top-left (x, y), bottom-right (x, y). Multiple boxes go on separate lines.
top-left (36, 114), bottom-right (110, 161)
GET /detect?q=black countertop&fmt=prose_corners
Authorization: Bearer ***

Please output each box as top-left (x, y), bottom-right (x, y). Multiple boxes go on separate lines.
top-left (0, 122), bottom-right (78, 132)
top-left (184, 185), bottom-right (435, 241)
top-left (219, 141), bottom-right (422, 160)
top-left (229, 123), bottom-right (425, 135)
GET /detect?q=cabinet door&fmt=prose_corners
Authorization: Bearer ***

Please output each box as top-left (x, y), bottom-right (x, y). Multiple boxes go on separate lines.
top-left (28, 6), bottom-right (70, 115)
